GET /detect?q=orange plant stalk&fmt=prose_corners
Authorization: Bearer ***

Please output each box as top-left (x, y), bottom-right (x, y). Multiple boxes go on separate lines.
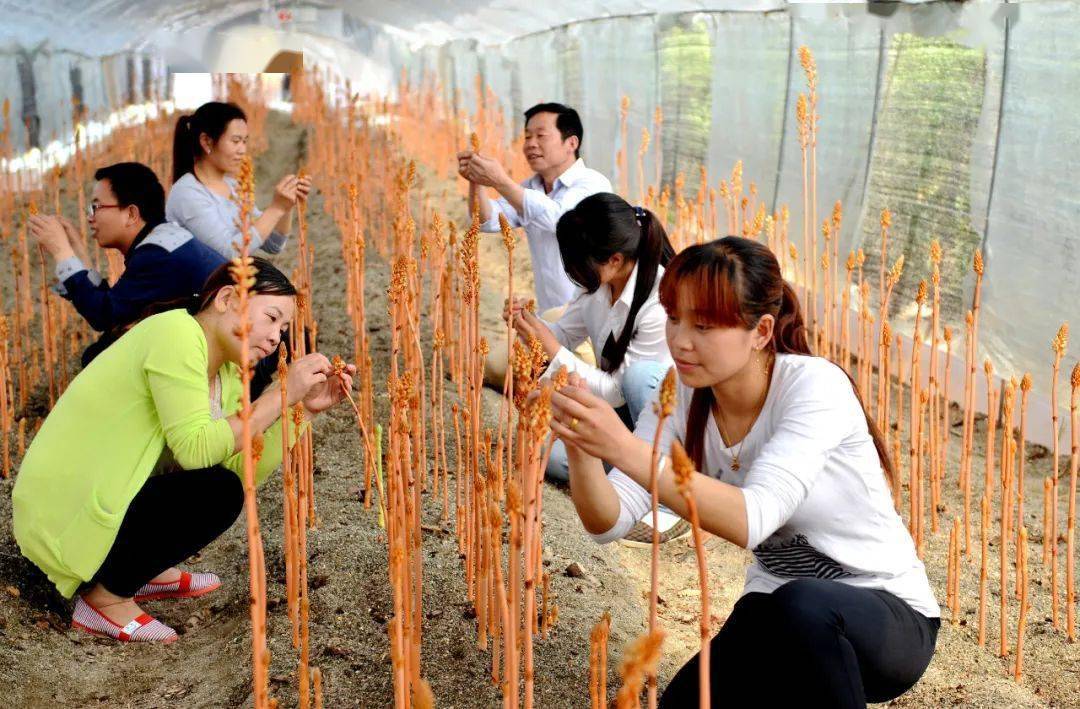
top-left (876, 255), bottom-right (904, 425)
top-left (796, 93), bottom-right (810, 298)
top-left (1050, 323), bottom-right (1068, 629)
top-left (231, 156), bottom-right (270, 708)
top-left (912, 388), bottom-right (928, 554)
top-left (646, 368), bottom-right (677, 709)
top-left (498, 213), bottom-right (517, 502)
top-left (894, 334), bottom-right (905, 489)
top-left (671, 442), bottom-right (711, 709)
top-left (1000, 385), bottom-right (1015, 659)
top-left (962, 310), bottom-right (975, 555)
top-left (630, 127), bottom-right (649, 207)
top-left (841, 252), bottom-right (855, 375)
top-left (984, 360), bottom-right (998, 495)
top-left (0, 315), bottom-right (10, 478)
top-left (1067, 362), bottom-right (1079, 641)
top-left (978, 494), bottom-right (990, 647)
top-left (820, 224), bottom-right (831, 358)
top-left (615, 630), bottom-right (665, 709)
top-left (959, 254), bottom-right (985, 553)
top-left (908, 281), bottom-right (927, 544)
top-left (279, 345), bottom-right (300, 646)
top-left (1043, 477), bottom-right (1053, 570)
top-left (946, 517), bottom-right (955, 617)
top-left (940, 327), bottom-right (953, 494)
top-left (830, 202), bottom-right (842, 357)
top-left (800, 46), bottom-right (819, 348)
top-left (589, 614), bottom-right (612, 709)
top-left (949, 517), bottom-right (961, 624)
top-left (1015, 525), bottom-right (1030, 681)
top-left (1016, 373), bottom-right (1032, 598)
top-left (924, 244), bottom-right (941, 525)
top-left (877, 208), bottom-right (892, 342)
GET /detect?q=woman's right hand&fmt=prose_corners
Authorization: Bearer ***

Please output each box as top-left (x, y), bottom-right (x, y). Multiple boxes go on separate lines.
top-left (271, 174), bottom-right (301, 212)
top-left (284, 353), bottom-right (333, 406)
top-left (502, 296), bottom-right (527, 325)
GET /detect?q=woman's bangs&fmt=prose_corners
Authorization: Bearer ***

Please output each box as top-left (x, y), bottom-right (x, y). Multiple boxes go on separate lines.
top-left (658, 253), bottom-right (744, 327)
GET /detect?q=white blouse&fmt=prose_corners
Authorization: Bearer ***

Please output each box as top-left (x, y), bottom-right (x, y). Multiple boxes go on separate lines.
top-left (480, 158), bottom-right (612, 311)
top-left (544, 263), bottom-right (672, 408)
top-left (592, 352), bottom-right (940, 618)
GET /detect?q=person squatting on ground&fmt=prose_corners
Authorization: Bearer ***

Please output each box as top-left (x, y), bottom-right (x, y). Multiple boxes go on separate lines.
top-left (28, 162), bottom-right (224, 366)
top-left (11, 258), bottom-right (355, 643)
top-left (167, 101), bottom-right (311, 260)
top-left (505, 192), bottom-right (689, 543)
top-left (550, 237), bottom-right (939, 708)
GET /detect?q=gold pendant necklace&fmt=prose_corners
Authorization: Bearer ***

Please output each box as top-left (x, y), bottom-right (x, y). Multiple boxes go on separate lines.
top-left (715, 352), bottom-right (773, 472)
top-left (714, 408), bottom-right (748, 471)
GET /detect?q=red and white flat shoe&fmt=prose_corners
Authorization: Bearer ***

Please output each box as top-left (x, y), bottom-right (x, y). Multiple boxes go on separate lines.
top-left (134, 571), bottom-right (221, 602)
top-left (71, 596), bottom-right (178, 643)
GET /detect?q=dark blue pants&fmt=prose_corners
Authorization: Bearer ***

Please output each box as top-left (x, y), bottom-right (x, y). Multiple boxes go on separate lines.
top-left (660, 579), bottom-right (939, 708)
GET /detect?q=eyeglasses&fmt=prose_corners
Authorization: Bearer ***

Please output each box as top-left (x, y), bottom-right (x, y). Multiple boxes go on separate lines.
top-left (87, 203), bottom-right (121, 217)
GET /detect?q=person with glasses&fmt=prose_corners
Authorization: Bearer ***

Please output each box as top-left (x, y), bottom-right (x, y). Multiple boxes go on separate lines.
top-left (28, 161), bottom-right (225, 366)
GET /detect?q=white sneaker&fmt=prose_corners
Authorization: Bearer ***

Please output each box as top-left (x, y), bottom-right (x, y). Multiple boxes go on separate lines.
top-left (618, 508), bottom-right (692, 548)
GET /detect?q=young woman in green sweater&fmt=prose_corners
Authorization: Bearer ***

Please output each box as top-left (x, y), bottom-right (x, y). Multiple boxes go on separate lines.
top-left (12, 258), bottom-right (354, 643)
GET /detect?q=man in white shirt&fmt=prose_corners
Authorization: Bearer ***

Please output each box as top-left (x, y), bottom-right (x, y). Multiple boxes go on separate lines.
top-left (457, 102), bottom-right (612, 385)
top-left (458, 103), bottom-right (612, 311)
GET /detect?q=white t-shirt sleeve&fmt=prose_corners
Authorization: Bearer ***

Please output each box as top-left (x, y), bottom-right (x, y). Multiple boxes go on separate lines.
top-left (587, 383), bottom-right (681, 544)
top-left (480, 194), bottom-right (523, 232)
top-left (740, 361), bottom-right (860, 549)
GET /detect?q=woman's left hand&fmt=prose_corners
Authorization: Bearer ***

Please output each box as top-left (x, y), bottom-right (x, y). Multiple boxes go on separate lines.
top-left (302, 363), bottom-right (357, 414)
top-left (549, 373), bottom-right (635, 464)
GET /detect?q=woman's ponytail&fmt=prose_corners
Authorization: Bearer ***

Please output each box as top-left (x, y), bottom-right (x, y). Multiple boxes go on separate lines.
top-left (772, 281), bottom-right (811, 355)
top-left (171, 114), bottom-right (195, 185)
top-left (604, 207), bottom-right (675, 371)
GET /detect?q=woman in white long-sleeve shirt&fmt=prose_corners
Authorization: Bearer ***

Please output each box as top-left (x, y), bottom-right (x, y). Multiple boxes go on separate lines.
top-left (505, 195), bottom-right (672, 466)
top-left (548, 237), bottom-right (939, 708)
top-left (506, 193), bottom-right (689, 544)
top-left (167, 101), bottom-right (311, 260)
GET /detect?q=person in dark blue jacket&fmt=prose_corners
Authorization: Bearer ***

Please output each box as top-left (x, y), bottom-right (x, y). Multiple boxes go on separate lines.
top-left (28, 162), bottom-right (226, 366)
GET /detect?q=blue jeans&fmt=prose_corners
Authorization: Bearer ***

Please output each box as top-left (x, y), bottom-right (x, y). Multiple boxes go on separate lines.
top-left (546, 360), bottom-right (671, 484)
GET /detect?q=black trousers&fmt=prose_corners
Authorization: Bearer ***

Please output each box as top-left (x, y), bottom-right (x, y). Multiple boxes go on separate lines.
top-left (92, 466), bottom-right (244, 598)
top-left (660, 579), bottom-right (939, 709)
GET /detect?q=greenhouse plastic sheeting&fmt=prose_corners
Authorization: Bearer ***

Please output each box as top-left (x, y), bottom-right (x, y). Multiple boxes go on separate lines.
top-left (979, 1), bottom-right (1080, 385)
top-left (575, 15), bottom-right (661, 194)
top-left (3, 1), bottom-right (1077, 415)
top-left (392, 2), bottom-right (1078, 412)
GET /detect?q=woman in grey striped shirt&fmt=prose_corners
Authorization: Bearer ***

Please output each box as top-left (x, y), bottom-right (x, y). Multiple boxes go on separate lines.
top-left (549, 237), bottom-right (939, 708)
top-left (167, 101), bottom-right (310, 260)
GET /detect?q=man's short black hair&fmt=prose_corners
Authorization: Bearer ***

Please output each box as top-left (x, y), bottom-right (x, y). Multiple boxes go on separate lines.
top-left (93, 162), bottom-right (165, 225)
top-left (524, 103), bottom-right (583, 159)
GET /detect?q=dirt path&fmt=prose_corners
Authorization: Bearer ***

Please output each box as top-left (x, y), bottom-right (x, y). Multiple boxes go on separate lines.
top-left (0, 110), bottom-right (1078, 707)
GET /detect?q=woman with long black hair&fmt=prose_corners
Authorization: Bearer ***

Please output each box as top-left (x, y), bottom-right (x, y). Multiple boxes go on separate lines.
top-left (549, 237), bottom-right (939, 707)
top-left (166, 101), bottom-right (311, 259)
top-left (505, 192), bottom-right (688, 543)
